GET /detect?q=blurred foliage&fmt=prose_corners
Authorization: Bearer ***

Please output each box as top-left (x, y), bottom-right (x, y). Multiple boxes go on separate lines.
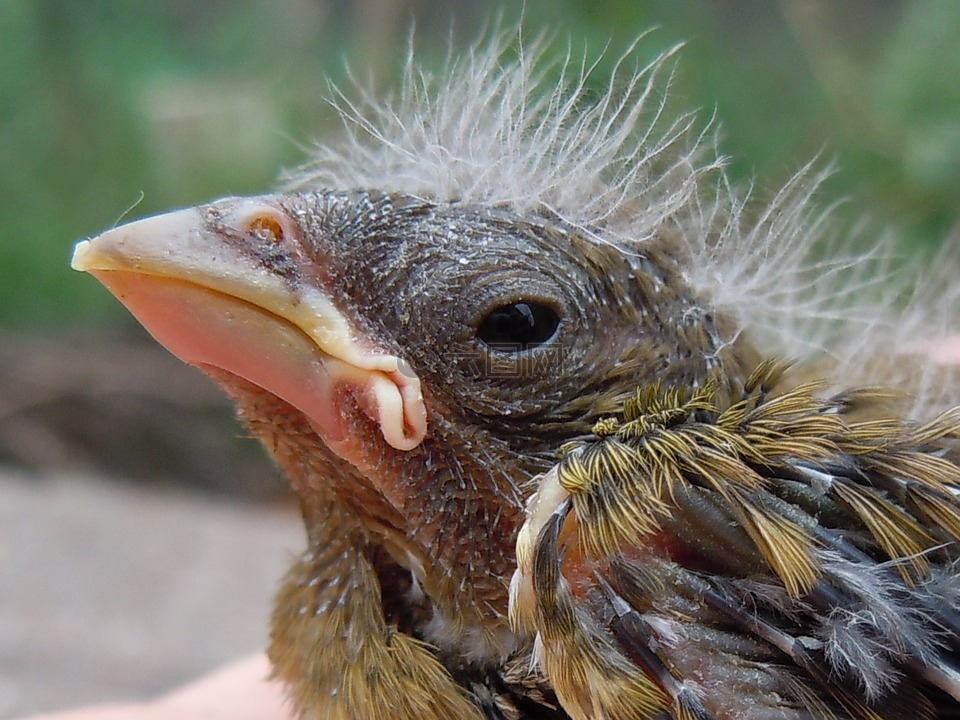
top-left (1, 0), bottom-right (958, 330)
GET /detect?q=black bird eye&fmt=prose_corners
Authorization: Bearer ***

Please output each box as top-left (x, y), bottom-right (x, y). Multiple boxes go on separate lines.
top-left (477, 301), bottom-right (560, 352)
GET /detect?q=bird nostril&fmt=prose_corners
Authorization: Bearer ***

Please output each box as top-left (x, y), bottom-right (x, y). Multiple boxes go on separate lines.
top-left (247, 214), bottom-right (286, 244)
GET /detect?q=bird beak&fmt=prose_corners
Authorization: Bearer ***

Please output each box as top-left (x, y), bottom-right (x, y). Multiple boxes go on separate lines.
top-left (71, 199), bottom-right (427, 452)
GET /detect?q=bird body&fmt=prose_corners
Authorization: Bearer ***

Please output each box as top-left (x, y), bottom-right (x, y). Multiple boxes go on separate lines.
top-left (72, 30), bottom-right (960, 719)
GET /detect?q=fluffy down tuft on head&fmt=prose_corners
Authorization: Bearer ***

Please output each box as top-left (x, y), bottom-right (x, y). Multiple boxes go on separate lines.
top-left (288, 27), bottom-right (959, 414)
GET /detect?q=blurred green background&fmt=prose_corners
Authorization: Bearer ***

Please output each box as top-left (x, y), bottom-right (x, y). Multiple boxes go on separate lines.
top-left (1, 0), bottom-right (958, 492)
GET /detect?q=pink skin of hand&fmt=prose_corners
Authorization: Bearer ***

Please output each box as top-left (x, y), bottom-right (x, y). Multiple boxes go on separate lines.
top-left (19, 655), bottom-right (292, 720)
top-left (927, 336), bottom-right (960, 364)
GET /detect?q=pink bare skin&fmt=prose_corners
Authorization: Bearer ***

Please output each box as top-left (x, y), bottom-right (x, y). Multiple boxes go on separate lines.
top-left (927, 336), bottom-right (960, 364)
top-left (20, 655), bottom-right (292, 720)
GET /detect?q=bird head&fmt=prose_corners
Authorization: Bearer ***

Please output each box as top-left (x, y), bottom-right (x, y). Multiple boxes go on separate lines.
top-left (71, 185), bottom-right (756, 661)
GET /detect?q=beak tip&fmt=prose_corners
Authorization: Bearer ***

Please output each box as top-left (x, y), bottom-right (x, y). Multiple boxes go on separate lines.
top-left (70, 239), bottom-right (94, 272)
top-left (69, 205), bottom-right (206, 275)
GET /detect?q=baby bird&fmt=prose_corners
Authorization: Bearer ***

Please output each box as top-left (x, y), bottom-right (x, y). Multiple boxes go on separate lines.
top-left (72, 30), bottom-right (960, 719)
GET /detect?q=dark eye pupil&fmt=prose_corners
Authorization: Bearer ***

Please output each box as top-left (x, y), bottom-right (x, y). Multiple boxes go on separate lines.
top-left (477, 302), bottom-right (560, 352)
